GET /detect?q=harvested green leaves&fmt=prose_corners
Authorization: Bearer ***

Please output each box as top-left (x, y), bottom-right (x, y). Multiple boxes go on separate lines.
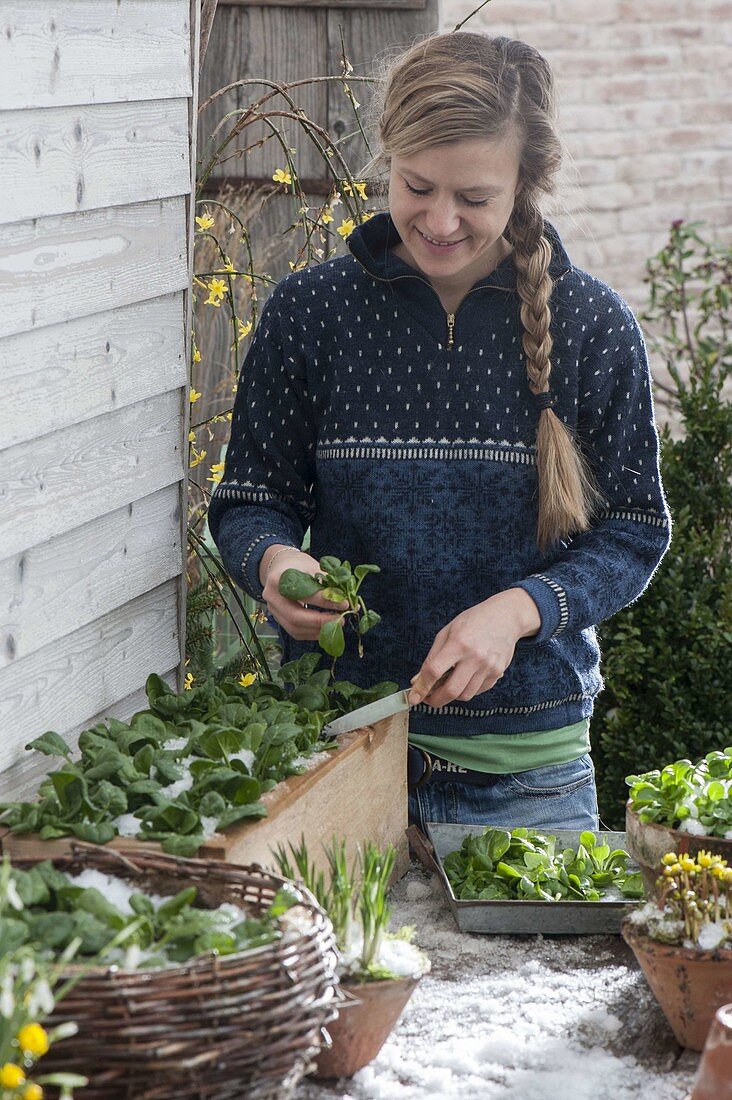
top-left (278, 556), bottom-right (381, 661)
top-left (2, 860), bottom-right (301, 967)
top-left (626, 748), bottom-right (732, 838)
top-left (0, 655), bottom-right (398, 856)
top-left (442, 828), bottom-right (644, 902)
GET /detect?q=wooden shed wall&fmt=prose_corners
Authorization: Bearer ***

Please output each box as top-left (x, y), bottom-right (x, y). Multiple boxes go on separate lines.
top-left (0, 0), bottom-right (199, 798)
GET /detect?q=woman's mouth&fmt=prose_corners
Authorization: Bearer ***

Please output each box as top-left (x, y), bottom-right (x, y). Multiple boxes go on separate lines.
top-left (417, 228), bottom-right (465, 254)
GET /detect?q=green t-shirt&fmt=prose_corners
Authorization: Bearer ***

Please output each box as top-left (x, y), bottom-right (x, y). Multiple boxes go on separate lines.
top-left (409, 718), bottom-right (591, 775)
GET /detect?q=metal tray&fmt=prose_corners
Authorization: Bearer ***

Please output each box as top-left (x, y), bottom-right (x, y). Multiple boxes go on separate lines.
top-left (421, 822), bottom-right (642, 935)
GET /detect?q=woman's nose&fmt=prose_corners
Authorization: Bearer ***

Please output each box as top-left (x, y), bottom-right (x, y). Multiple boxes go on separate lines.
top-left (426, 202), bottom-right (462, 237)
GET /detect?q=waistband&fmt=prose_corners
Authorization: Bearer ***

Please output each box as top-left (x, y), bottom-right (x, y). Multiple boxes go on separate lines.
top-left (408, 745), bottom-right (504, 789)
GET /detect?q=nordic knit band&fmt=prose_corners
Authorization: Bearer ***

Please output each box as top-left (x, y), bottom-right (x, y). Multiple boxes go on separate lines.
top-left (209, 212), bottom-right (671, 737)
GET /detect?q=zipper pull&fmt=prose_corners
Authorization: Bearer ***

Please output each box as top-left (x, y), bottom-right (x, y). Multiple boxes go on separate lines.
top-left (447, 313), bottom-right (455, 349)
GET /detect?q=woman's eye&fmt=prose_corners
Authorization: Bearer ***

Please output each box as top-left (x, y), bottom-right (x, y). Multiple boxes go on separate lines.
top-left (403, 182), bottom-right (489, 207)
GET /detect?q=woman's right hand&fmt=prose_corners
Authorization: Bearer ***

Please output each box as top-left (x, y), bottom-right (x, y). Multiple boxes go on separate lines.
top-left (259, 546), bottom-right (349, 642)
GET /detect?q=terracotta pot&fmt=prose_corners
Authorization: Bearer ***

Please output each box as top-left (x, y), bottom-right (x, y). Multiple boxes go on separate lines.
top-left (313, 974), bottom-right (420, 1078)
top-left (621, 917), bottom-right (732, 1051)
top-left (625, 805), bottom-right (732, 895)
top-left (691, 1002), bottom-right (732, 1099)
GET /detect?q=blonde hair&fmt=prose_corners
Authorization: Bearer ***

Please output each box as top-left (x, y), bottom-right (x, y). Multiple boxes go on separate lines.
top-left (360, 32), bottom-right (605, 550)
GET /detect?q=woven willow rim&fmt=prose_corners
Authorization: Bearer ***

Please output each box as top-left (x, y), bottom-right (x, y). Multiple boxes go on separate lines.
top-left (13, 841), bottom-right (341, 1100)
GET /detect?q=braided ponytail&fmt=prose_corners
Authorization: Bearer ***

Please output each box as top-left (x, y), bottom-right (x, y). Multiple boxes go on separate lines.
top-left (508, 193), bottom-right (604, 550)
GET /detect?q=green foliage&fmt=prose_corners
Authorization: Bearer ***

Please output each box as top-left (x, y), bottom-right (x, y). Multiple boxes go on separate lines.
top-left (442, 827), bottom-right (643, 902)
top-left (278, 556), bottom-right (382, 669)
top-left (0, 659), bottom-right (397, 854)
top-left (627, 747), bottom-right (732, 836)
top-left (593, 221), bottom-right (732, 827)
top-left (3, 859), bottom-right (297, 967)
top-left (272, 835), bottom-right (423, 982)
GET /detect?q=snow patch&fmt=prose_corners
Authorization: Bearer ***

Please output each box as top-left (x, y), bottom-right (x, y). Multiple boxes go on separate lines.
top-left (296, 865), bottom-right (698, 1100)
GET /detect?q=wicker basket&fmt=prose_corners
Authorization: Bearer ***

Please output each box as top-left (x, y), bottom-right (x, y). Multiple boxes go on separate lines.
top-left (14, 842), bottom-right (340, 1100)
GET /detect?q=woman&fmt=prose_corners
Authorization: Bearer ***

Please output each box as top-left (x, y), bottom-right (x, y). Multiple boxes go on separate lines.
top-left (207, 32), bottom-right (671, 833)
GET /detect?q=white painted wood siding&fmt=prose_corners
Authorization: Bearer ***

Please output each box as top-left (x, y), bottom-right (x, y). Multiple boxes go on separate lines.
top-left (0, 0), bottom-right (198, 799)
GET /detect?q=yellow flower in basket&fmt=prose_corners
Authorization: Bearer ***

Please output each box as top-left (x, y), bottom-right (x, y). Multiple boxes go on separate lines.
top-left (0, 1062), bottom-right (26, 1088)
top-left (17, 1023), bottom-right (49, 1057)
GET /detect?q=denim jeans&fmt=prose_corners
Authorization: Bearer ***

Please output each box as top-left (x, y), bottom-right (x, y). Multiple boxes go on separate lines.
top-left (408, 753), bottom-right (600, 832)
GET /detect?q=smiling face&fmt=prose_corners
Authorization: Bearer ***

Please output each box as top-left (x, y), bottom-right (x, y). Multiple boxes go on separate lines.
top-left (387, 134), bottom-right (523, 298)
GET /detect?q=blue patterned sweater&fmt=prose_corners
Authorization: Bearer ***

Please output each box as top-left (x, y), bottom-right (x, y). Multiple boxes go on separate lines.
top-left (208, 211), bottom-right (671, 736)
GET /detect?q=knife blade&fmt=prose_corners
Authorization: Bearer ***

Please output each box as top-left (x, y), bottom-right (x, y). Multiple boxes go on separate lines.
top-left (320, 666), bottom-right (455, 739)
top-left (320, 688), bottom-right (411, 738)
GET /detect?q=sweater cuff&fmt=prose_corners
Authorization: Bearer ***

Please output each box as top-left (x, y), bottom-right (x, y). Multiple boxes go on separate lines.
top-left (243, 534), bottom-right (299, 601)
top-left (509, 574), bottom-right (569, 645)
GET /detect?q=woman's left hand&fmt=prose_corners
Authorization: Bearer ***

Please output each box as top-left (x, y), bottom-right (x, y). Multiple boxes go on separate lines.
top-left (407, 588), bottom-right (541, 708)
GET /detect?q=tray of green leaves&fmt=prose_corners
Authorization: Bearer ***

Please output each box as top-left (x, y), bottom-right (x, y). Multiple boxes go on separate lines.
top-left (425, 823), bottom-right (644, 934)
top-left (0, 654), bottom-right (399, 857)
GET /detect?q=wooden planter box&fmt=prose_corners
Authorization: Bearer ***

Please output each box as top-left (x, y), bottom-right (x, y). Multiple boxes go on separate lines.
top-left (0, 711), bottom-right (410, 886)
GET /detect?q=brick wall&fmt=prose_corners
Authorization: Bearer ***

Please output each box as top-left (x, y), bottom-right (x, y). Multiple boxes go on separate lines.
top-left (439, 1), bottom-right (732, 350)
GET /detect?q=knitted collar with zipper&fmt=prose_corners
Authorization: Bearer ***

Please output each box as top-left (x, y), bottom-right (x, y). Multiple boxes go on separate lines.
top-left (346, 210), bottom-right (573, 349)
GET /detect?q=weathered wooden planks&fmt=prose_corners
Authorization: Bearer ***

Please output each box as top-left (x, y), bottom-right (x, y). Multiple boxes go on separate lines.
top-left (0, 99), bottom-right (191, 224)
top-left (0, 0), bottom-right (195, 794)
top-left (0, 485), bottom-right (182, 669)
top-left (0, 582), bottom-right (181, 775)
top-left (0, 295), bottom-right (186, 450)
top-left (0, 1), bottom-right (192, 111)
top-left (0, 389), bottom-right (184, 561)
top-left (0, 198), bottom-right (189, 340)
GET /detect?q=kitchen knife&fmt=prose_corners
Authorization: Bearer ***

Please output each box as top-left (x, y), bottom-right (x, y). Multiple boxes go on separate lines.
top-left (320, 667), bottom-right (454, 738)
top-left (320, 688), bottom-right (411, 738)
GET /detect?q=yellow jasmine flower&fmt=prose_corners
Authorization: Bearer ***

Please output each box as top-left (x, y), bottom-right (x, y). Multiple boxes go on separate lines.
top-left (188, 430), bottom-right (196, 442)
top-left (204, 277), bottom-right (227, 307)
top-left (189, 449), bottom-right (207, 469)
top-left (337, 219), bottom-right (356, 239)
top-left (192, 344), bottom-right (201, 363)
top-left (189, 388), bottom-right (202, 405)
top-left (226, 411), bottom-right (232, 421)
top-left (321, 209), bottom-right (334, 225)
top-left (0, 1063), bottom-right (26, 1088)
top-left (236, 319), bottom-right (253, 344)
top-left (22, 1084), bottom-right (43, 1100)
top-left (207, 461), bottom-right (225, 485)
top-left (359, 211), bottom-right (373, 223)
top-left (195, 209), bottom-right (215, 232)
top-left (289, 260), bottom-right (307, 272)
top-left (219, 257), bottom-right (237, 280)
top-left (238, 672), bottom-right (257, 688)
top-left (17, 1024), bottom-right (49, 1057)
top-left (184, 672), bottom-right (194, 690)
top-left (272, 168), bottom-right (292, 186)
top-left (342, 180), bottom-right (368, 201)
